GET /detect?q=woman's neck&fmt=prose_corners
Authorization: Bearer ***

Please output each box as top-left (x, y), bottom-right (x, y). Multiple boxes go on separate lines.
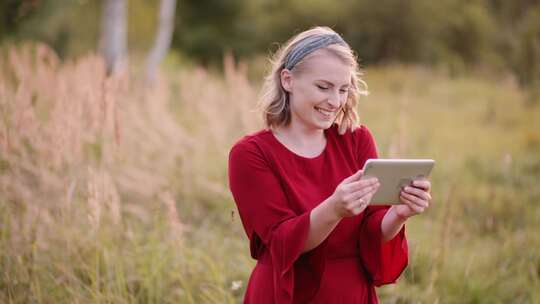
top-left (273, 122), bottom-right (326, 157)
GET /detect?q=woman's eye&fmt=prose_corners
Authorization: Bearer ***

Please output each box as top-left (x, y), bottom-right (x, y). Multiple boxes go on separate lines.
top-left (316, 85), bottom-right (329, 90)
top-left (339, 89), bottom-right (348, 94)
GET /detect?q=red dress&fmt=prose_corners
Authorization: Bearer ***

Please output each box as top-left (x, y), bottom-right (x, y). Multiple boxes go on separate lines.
top-left (228, 124), bottom-right (408, 304)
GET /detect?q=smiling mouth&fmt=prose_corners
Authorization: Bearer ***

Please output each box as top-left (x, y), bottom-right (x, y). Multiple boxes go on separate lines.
top-left (315, 106), bottom-right (335, 118)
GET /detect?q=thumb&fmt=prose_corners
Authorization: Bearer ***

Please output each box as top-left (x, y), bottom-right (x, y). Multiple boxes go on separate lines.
top-left (343, 170), bottom-right (364, 183)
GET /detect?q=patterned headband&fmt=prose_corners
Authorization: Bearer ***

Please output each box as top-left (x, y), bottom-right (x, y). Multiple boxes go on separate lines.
top-left (283, 33), bottom-right (347, 70)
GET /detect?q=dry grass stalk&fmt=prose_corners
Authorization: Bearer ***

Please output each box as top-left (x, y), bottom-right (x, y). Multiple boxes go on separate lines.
top-left (0, 42), bottom-right (190, 243)
top-left (427, 181), bottom-right (457, 295)
top-left (87, 167), bottom-right (103, 231)
top-left (388, 94), bottom-right (408, 157)
top-left (160, 191), bottom-right (184, 245)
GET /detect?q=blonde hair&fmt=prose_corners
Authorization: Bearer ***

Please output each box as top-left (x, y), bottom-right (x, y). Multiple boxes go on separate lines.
top-left (259, 26), bottom-right (368, 135)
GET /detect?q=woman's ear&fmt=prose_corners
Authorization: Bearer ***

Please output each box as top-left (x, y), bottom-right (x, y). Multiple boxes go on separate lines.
top-left (280, 69), bottom-right (293, 93)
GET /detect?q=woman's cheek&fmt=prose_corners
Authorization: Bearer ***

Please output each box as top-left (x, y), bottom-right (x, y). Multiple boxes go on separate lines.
top-left (341, 94), bottom-right (348, 104)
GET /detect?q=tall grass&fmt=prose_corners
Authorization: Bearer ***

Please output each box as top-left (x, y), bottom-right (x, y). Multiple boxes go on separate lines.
top-left (1, 44), bottom-right (539, 303)
top-left (0, 43), bottom-right (250, 303)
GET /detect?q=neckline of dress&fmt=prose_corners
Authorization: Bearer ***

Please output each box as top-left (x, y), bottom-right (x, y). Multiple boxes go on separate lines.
top-left (268, 127), bottom-right (331, 160)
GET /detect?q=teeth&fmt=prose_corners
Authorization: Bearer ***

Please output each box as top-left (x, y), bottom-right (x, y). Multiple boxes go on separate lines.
top-left (315, 107), bottom-right (333, 116)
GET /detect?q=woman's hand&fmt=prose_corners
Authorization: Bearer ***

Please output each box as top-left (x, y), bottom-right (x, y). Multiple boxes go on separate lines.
top-left (394, 179), bottom-right (432, 219)
top-left (304, 170), bottom-right (379, 252)
top-left (330, 170), bottom-right (380, 218)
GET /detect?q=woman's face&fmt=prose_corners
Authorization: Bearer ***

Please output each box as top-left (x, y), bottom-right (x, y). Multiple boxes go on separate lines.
top-left (281, 50), bottom-right (351, 132)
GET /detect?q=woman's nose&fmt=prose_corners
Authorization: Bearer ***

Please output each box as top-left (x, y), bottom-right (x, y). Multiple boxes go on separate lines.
top-left (327, 90), bottom-right (341, 108)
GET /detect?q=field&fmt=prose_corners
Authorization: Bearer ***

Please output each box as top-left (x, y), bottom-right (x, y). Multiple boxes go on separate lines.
top-left (1, 44), bottom-right (539, 303)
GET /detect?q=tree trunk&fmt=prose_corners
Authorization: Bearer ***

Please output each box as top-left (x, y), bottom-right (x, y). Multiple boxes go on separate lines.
top-left (100, 0), bottom-right (127, 74)
top-left (145, 0), bottom-right (177, 84)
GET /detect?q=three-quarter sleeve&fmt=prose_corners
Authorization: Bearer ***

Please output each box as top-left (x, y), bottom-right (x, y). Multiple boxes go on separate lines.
top-left (359, 206), bottom-right (408, 286)
top-left (354, 125), bottom-right (409, 286)
top-left (228, 140), bottom-right (327, 303)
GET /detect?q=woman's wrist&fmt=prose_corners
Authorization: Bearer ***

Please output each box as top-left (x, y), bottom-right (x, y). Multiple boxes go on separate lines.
top-left (324, 195), bottom-right (343, 222)
top-left (381, 206), bottom-right (408, 242)
top-left (304, 196), bottom-right (343, 252)
top-left (391, 205), bottom-right (410, 221)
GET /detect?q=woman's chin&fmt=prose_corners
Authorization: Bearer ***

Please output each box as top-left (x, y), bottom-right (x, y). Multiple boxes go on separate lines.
top-left (313, 119), bottom-right (334, 130)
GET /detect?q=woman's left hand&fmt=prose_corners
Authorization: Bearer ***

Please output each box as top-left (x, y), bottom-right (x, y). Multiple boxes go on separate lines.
top-left (394, 179), bottom-right (432, 219)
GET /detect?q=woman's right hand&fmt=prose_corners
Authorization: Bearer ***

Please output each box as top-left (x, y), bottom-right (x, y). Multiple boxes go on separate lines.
top-left (330, 170), bottom-right (380, 218)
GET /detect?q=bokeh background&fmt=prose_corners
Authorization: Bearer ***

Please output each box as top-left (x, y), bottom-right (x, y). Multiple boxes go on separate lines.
top-left (1, 0), bottom-right (540, 303)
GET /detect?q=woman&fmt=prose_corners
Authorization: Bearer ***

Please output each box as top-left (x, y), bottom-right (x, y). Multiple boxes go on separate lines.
top-left (228, 26), bottom-right (432, 303)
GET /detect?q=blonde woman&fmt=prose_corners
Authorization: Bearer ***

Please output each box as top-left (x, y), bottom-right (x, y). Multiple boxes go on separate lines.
top-left (228, 26), bottom-right (432, 303)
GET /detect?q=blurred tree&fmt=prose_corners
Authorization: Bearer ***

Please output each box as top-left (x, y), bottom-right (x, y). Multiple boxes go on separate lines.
top-left (100, 0), bottom-right (127, 74)
top-left (11, 0), bottom-right (100, 58)
top-left (514, 7), bottom-right (540, 88)
top-left (1, 0), bottom-right (539, 89)
top-left (488, 0), bottom-right (540, 88)
top-left (443, 1), bottom-right (497, 64)
top-left (0, 0), bottom-right (42, 41)
top-left (146, 0), bottom-right (177, 84)
top-left (341, 0), bottom-right (440, 63)
top-left (172, 0), bottom-right (247, 65)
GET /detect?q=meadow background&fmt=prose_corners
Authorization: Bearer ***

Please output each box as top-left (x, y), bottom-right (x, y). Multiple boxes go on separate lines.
top-left (1, 0), bottom-right (540, 303)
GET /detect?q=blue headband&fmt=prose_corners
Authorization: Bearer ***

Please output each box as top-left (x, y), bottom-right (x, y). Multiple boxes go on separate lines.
top-left (283, 33), bottom-right (347, 70)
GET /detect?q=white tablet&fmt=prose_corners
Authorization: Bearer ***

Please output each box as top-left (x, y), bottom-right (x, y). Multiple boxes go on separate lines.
top-left (361, 159), bottom-right (435, 205)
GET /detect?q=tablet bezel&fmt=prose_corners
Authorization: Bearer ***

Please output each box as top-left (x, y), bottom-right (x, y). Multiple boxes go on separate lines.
top-left (361, 158), bottom-right (435, 205)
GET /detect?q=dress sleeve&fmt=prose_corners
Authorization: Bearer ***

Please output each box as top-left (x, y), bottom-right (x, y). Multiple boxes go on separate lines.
top-left (354, 125), bottom-right (409, 286)
top-left (359, 206), bottom-right (408, 286)
top-left (228, 140), bottom-right (327, 303)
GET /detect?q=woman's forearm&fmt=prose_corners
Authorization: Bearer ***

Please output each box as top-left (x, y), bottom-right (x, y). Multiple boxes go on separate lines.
top-left (303, 197), bottom-right (341, 253)
top-left (381, 206), bottom-right (408, 242)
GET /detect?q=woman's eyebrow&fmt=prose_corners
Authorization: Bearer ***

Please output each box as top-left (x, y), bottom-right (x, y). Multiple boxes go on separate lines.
top-left (315, 79), bottom-right (350, 88)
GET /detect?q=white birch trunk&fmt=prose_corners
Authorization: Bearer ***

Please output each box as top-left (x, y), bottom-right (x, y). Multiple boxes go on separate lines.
top-left (145, 0), bottom-right (177, 84)
top-left (100, 0), bottom-right (127, 74)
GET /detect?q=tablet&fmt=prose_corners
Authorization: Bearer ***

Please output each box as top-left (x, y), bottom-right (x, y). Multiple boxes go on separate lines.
top-left (361, 159), bottom-right (435, 205)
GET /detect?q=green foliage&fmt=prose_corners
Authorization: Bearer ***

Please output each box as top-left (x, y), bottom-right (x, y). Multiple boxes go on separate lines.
top-left (0, 0), bottom-right (42, 41)
top-left (173, 0), bottom-right (247, 64)
top-left (2, 0), bottom-right (540, 87)
top-left (12, 0), bottom-right (101, 58)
